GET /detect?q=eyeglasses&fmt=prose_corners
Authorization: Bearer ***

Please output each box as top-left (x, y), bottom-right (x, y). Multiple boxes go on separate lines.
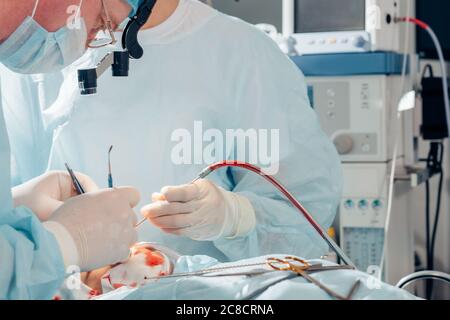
top-left (88, 0), bottom-right (117, 48)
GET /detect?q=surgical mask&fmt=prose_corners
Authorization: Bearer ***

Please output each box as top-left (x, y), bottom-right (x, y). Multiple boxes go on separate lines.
top-left (0, 0), bottom-right (88, 74)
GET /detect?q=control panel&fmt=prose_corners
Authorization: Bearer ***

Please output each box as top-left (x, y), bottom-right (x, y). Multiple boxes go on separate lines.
top-left (306, 75), bottom-right (404, 163)
top-left (293, 31), bottom-right (372, 55)
top-left (339, 163), bottom-right (388, 273)
top-left (343, 227), bottom-right (385, 272)
top-left (285, 0), bottom-right (402, 55)
top-left (339, 163), bottom-right (414, 283)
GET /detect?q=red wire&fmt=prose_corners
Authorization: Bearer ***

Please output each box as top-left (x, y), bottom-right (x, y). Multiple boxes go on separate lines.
top-left (397, 17), bottom-right (429, 30)
top-left (205, 161), bottom-right (326, 237)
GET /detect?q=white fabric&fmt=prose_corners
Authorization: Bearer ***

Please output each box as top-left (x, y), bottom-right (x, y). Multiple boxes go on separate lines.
top-left (137, 0), bottom-right (215, 44)
top-left (101, 246), bottom-right (172, 291)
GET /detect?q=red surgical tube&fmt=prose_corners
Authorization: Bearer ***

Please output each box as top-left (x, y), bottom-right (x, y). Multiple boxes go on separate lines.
top-left (194, 161), bottom-right (355, 268)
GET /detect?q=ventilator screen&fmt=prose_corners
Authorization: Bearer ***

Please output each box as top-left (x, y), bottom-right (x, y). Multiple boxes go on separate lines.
top-left (294, 0), bottom-right (365, 33)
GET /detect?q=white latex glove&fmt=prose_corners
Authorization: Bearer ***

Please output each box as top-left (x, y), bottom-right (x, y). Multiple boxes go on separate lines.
top-left (45, 187), bottom-right (140, 271)
top-left (141, 179), bottom-right (256, 241)
top-left (12, 171), bottom-right (98, 221)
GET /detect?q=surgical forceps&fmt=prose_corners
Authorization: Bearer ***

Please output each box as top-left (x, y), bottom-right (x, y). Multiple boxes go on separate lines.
top-left (108, 145), bottom-right (114, 188)
top-left (264, 257), bottom-right (360, 300)
top-left (65, 163), bottom-right (86, 195)
top-left (66, 145), bottom-right (115, 195)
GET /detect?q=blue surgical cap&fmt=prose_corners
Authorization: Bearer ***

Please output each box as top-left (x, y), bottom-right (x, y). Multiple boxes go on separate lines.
top-left (127, 0), bottom-right (144, 17)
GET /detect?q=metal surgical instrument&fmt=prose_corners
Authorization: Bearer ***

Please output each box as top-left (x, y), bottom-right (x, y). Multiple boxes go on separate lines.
top-left (108, 145), bottom-right (114, 188)
top-left (65, 162), bottom-right (86, 195)
top-left (265, 257), bottom-right (359, 300)
top-left (135, 256), bottom-right (359, 300)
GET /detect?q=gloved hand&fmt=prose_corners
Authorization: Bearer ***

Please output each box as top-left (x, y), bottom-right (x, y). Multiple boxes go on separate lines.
top-left (12, 171), bottom-right (98, 221)
top-left (45, 187), bottom-right (140, 271)
top-left (141, 179), bottom-right (256, 241)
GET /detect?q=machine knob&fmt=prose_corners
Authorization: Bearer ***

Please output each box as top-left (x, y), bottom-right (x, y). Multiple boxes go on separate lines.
top-left (358, 199), bottom-right (369, 210)
top-left (344, 199), bottom-right (354, 209)
top-left (372, 199), bottom-right (383, 210)
top-left (334, 135), bottom-right (354, 155)
top-left (353, 36), bottom-right (368, 48)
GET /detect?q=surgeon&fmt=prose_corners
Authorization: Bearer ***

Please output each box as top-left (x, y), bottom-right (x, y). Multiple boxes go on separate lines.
top-left (5, 0), bottom-right (342, 264)
top-left (0, 0), bottom-right (145, 299)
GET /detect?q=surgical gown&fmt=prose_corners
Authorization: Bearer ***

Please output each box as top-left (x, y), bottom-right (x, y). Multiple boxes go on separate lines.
top-left (5, 0), bottom-right (343, 262)
top-left (0, 70), bottom-right (65, 299)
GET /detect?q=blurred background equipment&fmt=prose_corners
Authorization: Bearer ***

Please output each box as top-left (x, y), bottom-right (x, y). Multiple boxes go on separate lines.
top-left (209, 0), bottom-right (450, 299)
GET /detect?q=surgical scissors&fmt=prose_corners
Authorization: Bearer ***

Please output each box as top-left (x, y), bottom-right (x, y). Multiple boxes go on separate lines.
top-left (137, 256), bottom-right (359, 300)
top-left (265, 257), bottom-right (360, 300)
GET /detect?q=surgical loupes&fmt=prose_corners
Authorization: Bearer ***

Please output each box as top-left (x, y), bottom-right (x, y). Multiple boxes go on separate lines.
top-left (78, 0), bottom-right (157, 95)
